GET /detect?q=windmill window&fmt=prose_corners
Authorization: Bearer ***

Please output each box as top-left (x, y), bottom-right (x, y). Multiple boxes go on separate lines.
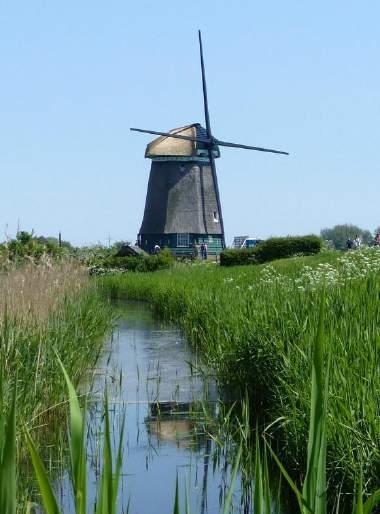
top-left (177, 233), bottom-right (190, 247)
top-left (213, 211), bottom-right (219, 222)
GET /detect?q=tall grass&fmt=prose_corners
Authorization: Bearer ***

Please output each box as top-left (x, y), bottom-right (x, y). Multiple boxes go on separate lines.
top-left (0, 300), bottom-right (377, 513)
top-left (25, 361), bottom-right (125, 514)
top-left (0, 261), bottom-right (86, 322)
top-left (99, 250), bottom-right (380, 507)
top-left (0, 362), bottom-right (124, 514)
top-left (0, 261), bottom-right (113, 502)
top-left (170, 299), bottom-right (380, 513)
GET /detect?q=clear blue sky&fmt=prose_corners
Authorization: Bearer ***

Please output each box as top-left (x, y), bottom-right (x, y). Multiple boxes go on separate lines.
top-left (1, 1), bottom-right (379, 246)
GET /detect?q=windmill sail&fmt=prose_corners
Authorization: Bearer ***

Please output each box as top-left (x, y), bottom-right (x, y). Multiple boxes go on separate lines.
top-left (215, 139), bottom-right (289, 155)
top-left (130, 127), bottom-right (209, 145)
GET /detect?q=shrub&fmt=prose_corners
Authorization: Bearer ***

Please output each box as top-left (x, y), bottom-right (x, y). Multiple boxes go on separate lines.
top-left (253, 235), bottom-right (322, 263)
top-left (95, 248), bottom-right (175, 274)
top-left (220, 248), bottom-right (257, 267)
top-left (220, 236), bottom-right (322, 267)
top-left (0, 231), bottom-right (68, 267)
top-left (102, 256), bottom-right (140, 270)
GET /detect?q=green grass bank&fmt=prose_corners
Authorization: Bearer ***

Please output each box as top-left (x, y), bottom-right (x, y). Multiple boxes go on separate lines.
top-left (99, 250), bottom-right (380, 502)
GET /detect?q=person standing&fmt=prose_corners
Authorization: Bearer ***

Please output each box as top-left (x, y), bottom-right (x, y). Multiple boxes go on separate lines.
top-left (200, 243), bottom-right (205, 260)
top-left (203, 242), bottom-right (208, 260)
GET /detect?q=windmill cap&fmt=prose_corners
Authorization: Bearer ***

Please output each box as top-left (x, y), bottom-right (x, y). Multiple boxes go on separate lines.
top-left (145, 123), bottom-right (220, 159)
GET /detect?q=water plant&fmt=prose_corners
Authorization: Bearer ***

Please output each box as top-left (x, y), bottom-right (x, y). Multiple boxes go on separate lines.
top-left (266, 297), bottom-right (380, 514)
top-left (174, 298), bottom-right (380, 513)
top-left (0, 262), bottom-right (111, 423)
top-left (0, 296), bottom-right (378, 513)
top-left (0, 261), bottom-right (113, 507)
top-left (25, 360), bottom-right (125, 514)
top-left (99, 249), bottom-right (380, 505)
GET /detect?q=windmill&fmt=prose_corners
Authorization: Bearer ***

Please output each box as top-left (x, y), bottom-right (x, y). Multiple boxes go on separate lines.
top-left (131, 31), bottom-right (288, 256)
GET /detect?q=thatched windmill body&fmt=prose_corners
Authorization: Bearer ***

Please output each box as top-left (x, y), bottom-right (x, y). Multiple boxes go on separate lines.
top-left (132, 32), bottom-right (288, 256)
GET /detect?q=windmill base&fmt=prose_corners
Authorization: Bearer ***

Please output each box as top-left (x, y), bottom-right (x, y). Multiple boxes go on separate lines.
top-left (138, 233), bottom-right (224, 257)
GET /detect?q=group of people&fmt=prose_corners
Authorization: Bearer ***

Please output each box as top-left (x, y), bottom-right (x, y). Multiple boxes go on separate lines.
top-left (192, 242), bottom-right (208, 260)
top-left (346, 232), bottom-right (380, 250)
top-left (346, 235), bottom-right (362, 250)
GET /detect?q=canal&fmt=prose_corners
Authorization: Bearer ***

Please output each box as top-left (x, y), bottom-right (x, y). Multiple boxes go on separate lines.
top-left (55, 300), bottom-right (250, 513)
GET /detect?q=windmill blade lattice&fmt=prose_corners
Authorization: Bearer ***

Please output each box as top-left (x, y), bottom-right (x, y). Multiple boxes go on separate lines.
top-left (130, 127), bottom-right (210, 145)
top-left (215, 138), bottom-right (289, 155)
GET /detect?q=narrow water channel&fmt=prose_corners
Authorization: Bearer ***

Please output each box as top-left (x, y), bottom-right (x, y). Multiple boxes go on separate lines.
top-left (55, 301), bottom-right (268, 513)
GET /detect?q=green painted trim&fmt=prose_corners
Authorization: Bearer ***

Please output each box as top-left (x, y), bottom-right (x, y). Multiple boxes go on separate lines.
top-left (139, 233), bottom-right (223, 256)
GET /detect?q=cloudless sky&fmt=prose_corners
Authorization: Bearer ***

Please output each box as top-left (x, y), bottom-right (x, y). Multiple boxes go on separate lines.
top-left (1, 1), bottom-right (379, 246)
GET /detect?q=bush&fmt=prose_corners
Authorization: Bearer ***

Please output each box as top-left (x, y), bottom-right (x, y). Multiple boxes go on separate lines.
top-left (102, 256), bottom-right (140, 271)
top-left (253, 235), bottom-right (322, 262)
top-left (220, 236), bottom-right (322, 267)
top-left (0, 231), bottom-right (66, 268)
top-left (219, 248), bottom-right (257, 267)
top-left (95, 248), bottom-right (175, 274)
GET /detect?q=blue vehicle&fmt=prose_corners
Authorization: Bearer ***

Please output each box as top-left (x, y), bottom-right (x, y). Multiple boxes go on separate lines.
top-left (241, 237), bottom-right (262, 249)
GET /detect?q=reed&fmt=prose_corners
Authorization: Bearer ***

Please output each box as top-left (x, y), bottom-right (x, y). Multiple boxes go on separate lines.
top-left (25, 360), bottom-right (125, 514)
top-left (0, 261), bottom-right (86, 323)
top-left (0, 315), bottom-right (377, 514)
top-left (99, 249), bottom-right (380, 506)
top-left (0, 260), bottom-right (113, 503)
top-left (170, 299), bottom-right (379, 513)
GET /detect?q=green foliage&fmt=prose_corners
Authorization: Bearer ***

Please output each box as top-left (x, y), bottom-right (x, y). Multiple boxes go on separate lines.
top-left (267, 299), bottom-right (329, 514)
top-left (16, 231), bottom-right (32, 245)
top-left (75, 244), bottom-right (114, 265)
top-left (0, 385), bottom-right (16, 514)
top-left (220, 236), bottom-right (321, 266)
top-left (35, 235), bottom-right (74, 252)
top-left (24, 429), bottom-right (60, 514)
top-left (219, 248), bottom-right (257, 266)
top-left (25, 363), bottom-right (125, 514)
top-left (0, 254), bottom-right (379, 512)
top-left (253, 235), bottom-right (322, 263)
top-left (93, 248), bottom-right (175, 274)
top-left (320, 224), bottom-right (372, 250)
top-left (75, 242), bottom-right (130, 266)
top-left (0, 269), bottom-right (112, 499)
top-left (302, 298), bottom-right (328, 514)
top-left (173, 475), bottom-right (180, 514)
top-left (268, 301), bottom-right (379, 514)
top-left (59, 358), bottom-right (87, 514)
top-left (102, 256), bottom-right (140, 270)
top-left (99, 250), bottom-right (380, 505)
top-left (0, 231), bottom-right (73, 267)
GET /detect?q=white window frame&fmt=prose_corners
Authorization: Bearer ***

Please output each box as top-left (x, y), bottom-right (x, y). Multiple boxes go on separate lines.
top-left (177, 233), bottom-right (190, 247)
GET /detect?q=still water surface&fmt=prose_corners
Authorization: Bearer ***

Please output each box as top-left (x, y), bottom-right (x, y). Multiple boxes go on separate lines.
top-left (56, 301), bottom-right (245, 513)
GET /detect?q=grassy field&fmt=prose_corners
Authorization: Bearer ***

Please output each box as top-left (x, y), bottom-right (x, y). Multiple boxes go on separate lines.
top-left (99, 249), bottom-right (380, 506)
